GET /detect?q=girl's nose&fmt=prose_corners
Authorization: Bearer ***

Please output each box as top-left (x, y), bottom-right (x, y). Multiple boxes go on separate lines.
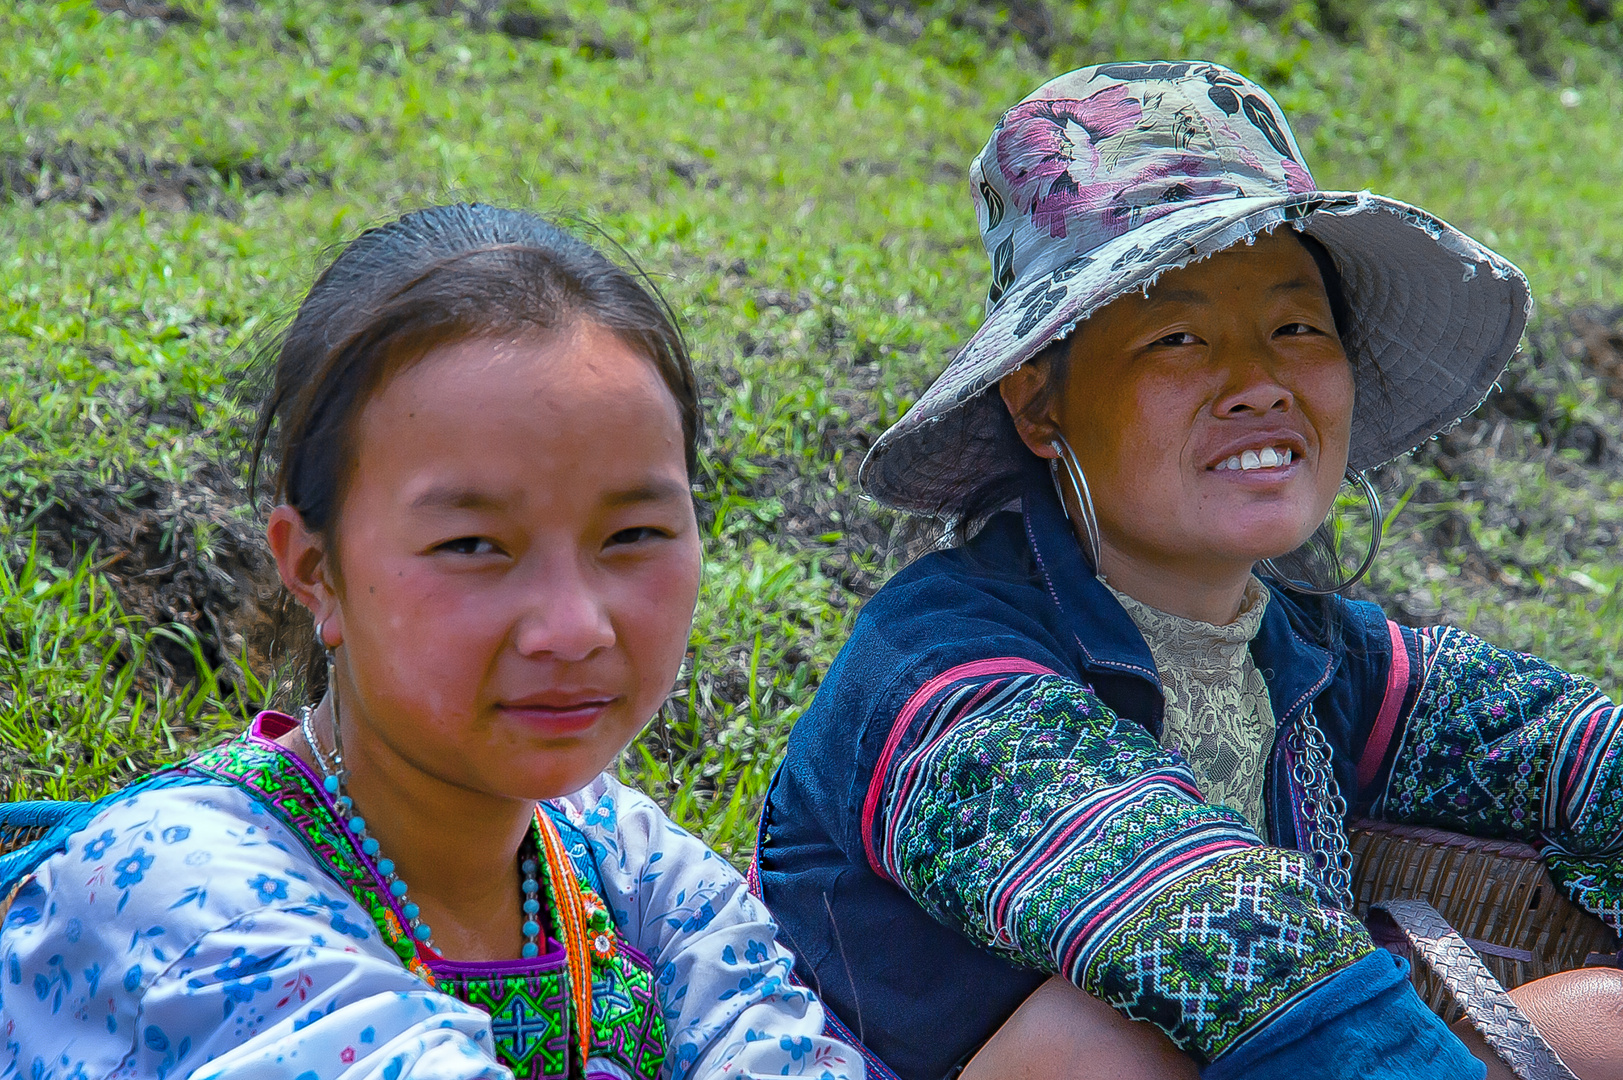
top-left (511, 567), bottom-right (616, 662)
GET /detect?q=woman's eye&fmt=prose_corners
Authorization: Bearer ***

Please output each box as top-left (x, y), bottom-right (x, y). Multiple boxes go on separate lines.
top-left (437, 536), bottom-right (497, 556)
top-left (1154, 331), bottom-right (1200, 347)
top-left (1277, 322), bottom-right (1322, 336)
top-left (607, 526), bottom-right (669, 547)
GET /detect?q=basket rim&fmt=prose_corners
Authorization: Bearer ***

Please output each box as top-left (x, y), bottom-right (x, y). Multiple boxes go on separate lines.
top-left (1349, 817), bottom-right (1541, 860)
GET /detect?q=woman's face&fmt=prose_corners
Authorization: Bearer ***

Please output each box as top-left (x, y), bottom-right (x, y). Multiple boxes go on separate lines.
top-left (1005, 230), bottom-right (1355, 584)
top-left (311, 323), bottom-right (701, 800)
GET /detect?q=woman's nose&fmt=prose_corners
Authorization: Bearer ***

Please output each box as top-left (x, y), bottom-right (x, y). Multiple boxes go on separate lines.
top-left (511, 565), bottom-right (616, 662)
top-left (1214, 355), bottom-right (1295, 417)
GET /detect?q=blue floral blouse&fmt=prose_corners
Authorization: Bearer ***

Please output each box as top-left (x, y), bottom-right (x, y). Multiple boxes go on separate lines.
top-left (0, 769), bottom-right (861, 1080)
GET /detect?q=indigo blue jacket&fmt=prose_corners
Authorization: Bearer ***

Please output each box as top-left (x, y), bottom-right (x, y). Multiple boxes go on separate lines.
top-left (759, 479), bottom-right (1623, 1080)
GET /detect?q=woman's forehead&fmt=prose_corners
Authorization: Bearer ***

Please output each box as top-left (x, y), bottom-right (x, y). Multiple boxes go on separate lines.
top-left (1151, 231), bottom-right (1321, 295)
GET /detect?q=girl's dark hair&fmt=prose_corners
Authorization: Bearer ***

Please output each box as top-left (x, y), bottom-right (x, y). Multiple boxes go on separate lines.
top-left (249, 203), bottom-right (700, 697)
top-left (250, 203), bottom-right (700, 536)
top-left (939, 227), bottom-right (1366, 615)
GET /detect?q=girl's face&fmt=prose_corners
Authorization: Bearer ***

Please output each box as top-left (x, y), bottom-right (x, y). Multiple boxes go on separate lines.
top-left (1005, 230), bottom-right (1355, 585)
top-left (310, 323), bottom-right (700, 800)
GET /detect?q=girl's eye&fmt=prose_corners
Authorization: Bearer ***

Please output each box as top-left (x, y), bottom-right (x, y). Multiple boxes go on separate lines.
top-left (607, 526), bottom-right (669, 547)
top-left (436, 536), bottom-right (498, 556)
top-left (1277, 322), bottom-right (1322, 336)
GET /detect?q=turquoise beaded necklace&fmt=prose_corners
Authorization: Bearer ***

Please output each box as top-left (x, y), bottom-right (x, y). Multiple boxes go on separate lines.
top-left (299, 702), bottom-right (544, 959)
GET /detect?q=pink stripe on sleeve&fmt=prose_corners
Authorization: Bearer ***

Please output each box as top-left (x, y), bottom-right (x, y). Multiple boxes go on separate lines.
top-left (1357, 620), bottom-right (1412, 791)
top-left (861, 657), bottom-right (1055, 881)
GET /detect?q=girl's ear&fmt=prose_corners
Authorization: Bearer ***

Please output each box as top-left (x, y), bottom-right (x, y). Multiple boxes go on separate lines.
top-left (999, 365), bottom-right (1062, 460)
top-left (267, 504), bottom-right (343, 648)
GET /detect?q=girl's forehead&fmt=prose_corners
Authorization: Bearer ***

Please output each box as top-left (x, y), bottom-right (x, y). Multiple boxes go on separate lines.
top-left (346, 327), bottom-right (686, 503)
top-left (380, 326), bottom-right (668, 411)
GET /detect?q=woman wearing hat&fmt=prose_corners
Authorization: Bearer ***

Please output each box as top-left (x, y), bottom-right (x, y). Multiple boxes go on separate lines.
top-left (757, 63), bottom-right (1623, 1080)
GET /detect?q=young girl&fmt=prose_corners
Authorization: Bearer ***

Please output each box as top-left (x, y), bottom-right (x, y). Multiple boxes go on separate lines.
top-left (759, 63), bottom-right (1623, 1080)
top-left (0, 204), bottom-right (862, 1080)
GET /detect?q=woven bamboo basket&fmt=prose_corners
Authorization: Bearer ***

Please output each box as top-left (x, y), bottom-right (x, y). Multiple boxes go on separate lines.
top-left (1348, 817), bottom-right (1619, 1020)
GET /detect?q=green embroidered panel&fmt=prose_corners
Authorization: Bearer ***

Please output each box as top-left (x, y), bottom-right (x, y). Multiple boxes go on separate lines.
top-left (173, 729), bottom-right (667, 1080)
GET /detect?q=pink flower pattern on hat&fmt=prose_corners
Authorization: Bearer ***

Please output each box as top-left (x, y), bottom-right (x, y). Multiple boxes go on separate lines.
top-left (1282, 157), bottom-right (1315, 194)
top-left (994, 84), bottom-right (1144, 239)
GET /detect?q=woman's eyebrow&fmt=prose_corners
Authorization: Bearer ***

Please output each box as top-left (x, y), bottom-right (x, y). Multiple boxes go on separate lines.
top-left (1147, 287), bottom-right (1209, 306)
top-left (409, 486), bottom-right (511, 512)
top-left (1149, 278), bottom-right (1317, 307)
top-left (1268, 277), bottom-right (1318, 294)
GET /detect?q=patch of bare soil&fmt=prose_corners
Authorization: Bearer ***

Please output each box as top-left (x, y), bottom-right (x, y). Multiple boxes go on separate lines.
top-left (5, 465), bottom-right (306, 708)
top-left (824, 0), bottom-right (1056, 56)
top-left (380, 0), bottom-right (635, 57)
top-left (1356, 304), bottom-right (1623, 627)
top-left (0, 143), bottom-right (330, 221)
top-left (95, 0), bottom-right (199, 23)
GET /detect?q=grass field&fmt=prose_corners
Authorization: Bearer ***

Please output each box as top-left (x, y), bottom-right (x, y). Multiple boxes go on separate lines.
top-left (2, 0), bottom-right (1622, 863)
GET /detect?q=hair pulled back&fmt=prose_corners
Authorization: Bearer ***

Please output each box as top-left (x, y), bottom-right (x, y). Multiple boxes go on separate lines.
top-left (251, 203), bottom-right (700, 535)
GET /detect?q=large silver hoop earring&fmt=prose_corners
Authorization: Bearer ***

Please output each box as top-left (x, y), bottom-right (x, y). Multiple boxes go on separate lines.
top-left (1260, 469), bottom-right (1383, 596)
top-left (1048, 437), bottom-right (1103, 571)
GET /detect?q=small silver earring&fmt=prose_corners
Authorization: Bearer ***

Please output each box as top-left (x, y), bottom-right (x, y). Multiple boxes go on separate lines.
top-left (311, 619), bottom-right (343, 759)
top-left (1049, 437), bottom-right (1103, 571)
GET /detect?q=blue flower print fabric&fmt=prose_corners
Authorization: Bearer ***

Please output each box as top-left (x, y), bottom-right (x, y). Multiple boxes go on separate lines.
top-left (1, 776), bottom-right (860, 1080)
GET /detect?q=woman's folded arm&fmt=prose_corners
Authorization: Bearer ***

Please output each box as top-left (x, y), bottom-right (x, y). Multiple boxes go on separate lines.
top-left (874, 669), bottom-right (1478, 1077)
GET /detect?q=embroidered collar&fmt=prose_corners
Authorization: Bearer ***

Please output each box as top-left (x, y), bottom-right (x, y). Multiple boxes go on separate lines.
top-left (174, 714), bottom-right (666, 1080)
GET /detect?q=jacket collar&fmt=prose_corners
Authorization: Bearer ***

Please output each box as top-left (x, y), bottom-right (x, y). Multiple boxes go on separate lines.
top-left (1021, 478), bottom-right (1160, 689)
top-left (1020, 476), bottom-right (1335, 727)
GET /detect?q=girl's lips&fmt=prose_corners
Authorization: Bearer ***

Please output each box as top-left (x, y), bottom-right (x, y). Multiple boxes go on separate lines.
top-left (497, 698), bottom-right (616, 736)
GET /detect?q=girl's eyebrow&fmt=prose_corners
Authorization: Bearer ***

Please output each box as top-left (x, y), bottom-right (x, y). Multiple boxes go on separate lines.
top-left (409, 480), bottom-right (688, 512)
top-left (604, 480), bottom-right (690, 507)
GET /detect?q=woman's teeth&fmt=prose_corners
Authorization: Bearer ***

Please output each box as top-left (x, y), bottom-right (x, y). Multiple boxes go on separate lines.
top-left (1215, 447), bottom-right (1293, 471)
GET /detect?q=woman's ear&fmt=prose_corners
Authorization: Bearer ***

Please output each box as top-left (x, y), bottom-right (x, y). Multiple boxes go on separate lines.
top-left (999, 364), bottom-right (1061, 460)
top-left (266, 505), bottom-right (342, 648)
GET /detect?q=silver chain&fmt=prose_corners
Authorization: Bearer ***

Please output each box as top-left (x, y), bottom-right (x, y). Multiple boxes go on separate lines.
top-left (299, 704), bottom-right (344, 780)
top-left (1287, 709), bottom-right (1355, 910)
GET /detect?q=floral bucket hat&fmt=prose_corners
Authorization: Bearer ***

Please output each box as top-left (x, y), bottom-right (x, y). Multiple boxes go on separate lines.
top-left (860, 61), bottom-right (1532, 514)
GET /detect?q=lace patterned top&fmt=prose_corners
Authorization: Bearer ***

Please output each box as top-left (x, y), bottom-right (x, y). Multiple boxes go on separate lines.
top-left (1108, 576), bottom-right (1276, 833)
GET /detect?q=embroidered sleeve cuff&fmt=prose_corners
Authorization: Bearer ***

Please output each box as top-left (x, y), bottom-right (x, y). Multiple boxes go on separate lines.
top-left (1202, 951), bottom-right (1484, 1080)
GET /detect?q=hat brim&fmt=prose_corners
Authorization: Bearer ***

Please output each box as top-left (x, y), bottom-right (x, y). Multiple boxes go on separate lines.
top-left (860, 191), bottom-right (1532, 514)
